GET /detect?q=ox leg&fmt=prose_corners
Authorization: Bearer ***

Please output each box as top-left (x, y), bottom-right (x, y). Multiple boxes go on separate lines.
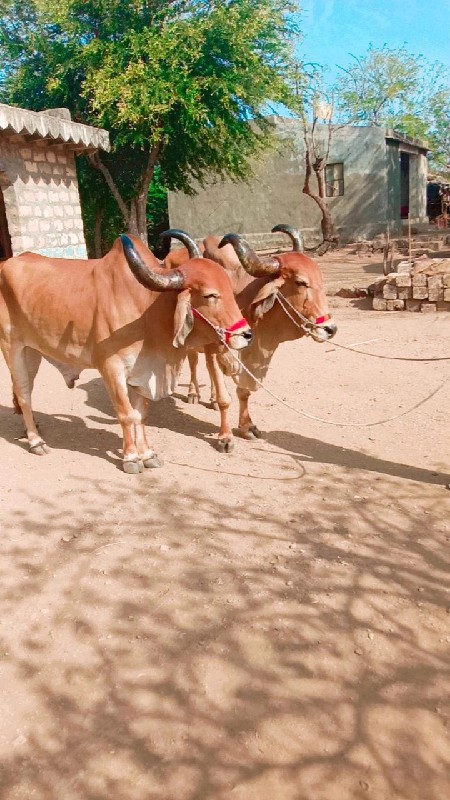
top-left (205, 351), bottom-right (233, 453)
top-left (9, 346), bottom-right (48, 455)
top-left (12, 347), bottom-right (42, 415)
top-left (128, 389), bottom-right (163, 469)
top-left (187, 351), bottom-right (200, 404)
top-left (237, 386), bottom-right (262, 440)
top-left (100, 361), bottom-right (145, 474)
top-left (209, 376), bottom-right (218, 410)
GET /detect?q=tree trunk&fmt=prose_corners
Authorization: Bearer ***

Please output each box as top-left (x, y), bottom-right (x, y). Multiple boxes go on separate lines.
top-left (302, 134), bottom-right (339, 255)
top-left (93, 208), bottom-right (104, 258)
top-left (88, 136), bottom-right (163, 245)
top-left (88, 152), bottom-right (130, 229)
top-left (132, 139), bottom-right (163, 245)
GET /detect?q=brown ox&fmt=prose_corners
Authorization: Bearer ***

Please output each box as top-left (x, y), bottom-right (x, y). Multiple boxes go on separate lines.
top-left (0, 233), bottom-right (252, 472)
top-left (170, 225), bottom-right (337, 451)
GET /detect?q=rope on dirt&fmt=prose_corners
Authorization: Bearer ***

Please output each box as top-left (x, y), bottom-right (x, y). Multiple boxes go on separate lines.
top-left (324, 339), bottom-right (450, 362)
top-left (277, 291), bottom-right (450, 362)
top-left (222, 342), bottom-right (450, 428)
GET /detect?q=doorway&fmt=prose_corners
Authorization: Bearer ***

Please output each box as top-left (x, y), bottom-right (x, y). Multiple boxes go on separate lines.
top-left (400, 152), bottom-right (410, 219)
top-left (0, 189), bottom-right (12, 260)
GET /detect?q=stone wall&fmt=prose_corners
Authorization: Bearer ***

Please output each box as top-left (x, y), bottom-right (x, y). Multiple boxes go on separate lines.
top-left (0, 138), bottom-right (87, 258)
top-left (372, 258), bottom-right (450, 312)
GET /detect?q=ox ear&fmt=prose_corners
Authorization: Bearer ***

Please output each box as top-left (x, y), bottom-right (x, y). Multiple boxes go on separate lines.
top-left (173, 289), bottom-right (194, 348)
top-left (250, 277), bottom-right (285, 321)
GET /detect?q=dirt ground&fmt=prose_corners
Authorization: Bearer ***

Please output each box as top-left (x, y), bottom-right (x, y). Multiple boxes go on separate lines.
top-left (0, 270), bottom-right (450, 799)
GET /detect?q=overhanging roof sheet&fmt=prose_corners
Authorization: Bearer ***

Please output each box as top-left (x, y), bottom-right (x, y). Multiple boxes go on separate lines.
top-left (0, 103), bottom-right (110, 152)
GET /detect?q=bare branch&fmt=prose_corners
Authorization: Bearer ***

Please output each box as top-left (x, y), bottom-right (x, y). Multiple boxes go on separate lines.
top-left (88, 152), bottom-right (130, 226)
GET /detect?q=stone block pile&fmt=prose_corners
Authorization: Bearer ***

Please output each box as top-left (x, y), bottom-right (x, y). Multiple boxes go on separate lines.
top-left (371, 258), bottom-right (450, 312)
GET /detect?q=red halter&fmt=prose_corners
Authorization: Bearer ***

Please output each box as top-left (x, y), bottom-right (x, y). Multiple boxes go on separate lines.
top-left (192, 308), bottom-right (249, 344)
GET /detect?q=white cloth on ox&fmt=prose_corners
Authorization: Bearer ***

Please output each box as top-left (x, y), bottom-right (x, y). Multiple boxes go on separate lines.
top-left (127, 351), bottom-right (181, 401)
top-left (237, 336), bottom-right (276, 394)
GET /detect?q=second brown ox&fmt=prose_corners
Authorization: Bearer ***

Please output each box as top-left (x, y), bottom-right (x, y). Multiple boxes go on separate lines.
top-left (164, 226), bottom-right (336, 452)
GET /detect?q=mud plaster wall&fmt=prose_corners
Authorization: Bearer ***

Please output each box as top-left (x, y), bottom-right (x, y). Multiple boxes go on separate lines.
top-left (168, 120), bottom-right (428, 248)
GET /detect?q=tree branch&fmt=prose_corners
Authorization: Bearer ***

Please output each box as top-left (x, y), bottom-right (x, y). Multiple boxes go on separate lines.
top-left (88, 152), bottom-right (130, 226)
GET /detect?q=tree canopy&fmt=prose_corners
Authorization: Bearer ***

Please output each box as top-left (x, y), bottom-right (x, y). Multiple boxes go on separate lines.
top-left (0, 0), bottom-right (301, 249)
top-left (334, 44), bottom-right (450, 171)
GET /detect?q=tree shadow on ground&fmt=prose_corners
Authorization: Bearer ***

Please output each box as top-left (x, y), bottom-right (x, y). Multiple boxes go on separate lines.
top-left (75, 375), bottom-right (450, 484)
top-left (0, 401), bottom-right (123, 467)
top-left (0, 473), bottom-right (449, 800)
top-left (1, 369), bottom-right (448, 486)
top-left (265, 430), bottom-right (450, 487)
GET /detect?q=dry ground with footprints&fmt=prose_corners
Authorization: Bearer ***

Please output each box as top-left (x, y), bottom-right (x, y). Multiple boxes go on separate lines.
top-left (0, 259), bottom-right (450, 799)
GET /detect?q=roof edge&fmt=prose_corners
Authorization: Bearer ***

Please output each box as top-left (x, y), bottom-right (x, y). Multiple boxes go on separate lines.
top-left (0, 103), bottom-right (110, 152)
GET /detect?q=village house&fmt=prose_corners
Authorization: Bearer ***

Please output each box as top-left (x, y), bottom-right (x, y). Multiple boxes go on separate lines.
top-left (0, 103), bottom-right (109, 260)
top-left (168, 117), bottom-right (429, 249)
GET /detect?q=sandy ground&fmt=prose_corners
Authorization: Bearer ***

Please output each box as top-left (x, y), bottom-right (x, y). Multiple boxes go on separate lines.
top-left (0, 288), bottom-right (450, 800)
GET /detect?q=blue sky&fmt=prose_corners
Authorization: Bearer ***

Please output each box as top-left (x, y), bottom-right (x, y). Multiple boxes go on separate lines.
top-left (298, 0), bottom-right (450, 80)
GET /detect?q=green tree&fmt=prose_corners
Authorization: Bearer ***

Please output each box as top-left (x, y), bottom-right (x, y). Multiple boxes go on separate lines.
top-left (334, 44), bottom-right (450, 171)
top-left (0, 0), bottom-right (300, 249)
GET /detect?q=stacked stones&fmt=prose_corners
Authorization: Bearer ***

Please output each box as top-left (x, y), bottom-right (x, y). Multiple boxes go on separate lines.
top-left (372, 259), bottom-right (450, 312)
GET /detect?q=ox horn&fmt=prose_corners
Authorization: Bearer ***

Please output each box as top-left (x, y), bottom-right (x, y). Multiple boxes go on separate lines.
top-left (160, 229), bottom-right (203, 259)
top-left (271, 224), bottom-right (304, 253)
top-left (218, 234), bottom-right (280, 277)
top-left (120, 234), bottom-right (184, 291)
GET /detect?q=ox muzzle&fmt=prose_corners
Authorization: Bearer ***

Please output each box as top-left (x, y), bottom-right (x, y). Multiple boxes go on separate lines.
top-left (309, 315), bottom-right (337, 343)
top-left (192, 308), bottom-right (253, 350)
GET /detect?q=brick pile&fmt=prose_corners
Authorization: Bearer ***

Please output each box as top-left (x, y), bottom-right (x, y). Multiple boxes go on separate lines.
top-left (371, 258), bottom-right (450, 312)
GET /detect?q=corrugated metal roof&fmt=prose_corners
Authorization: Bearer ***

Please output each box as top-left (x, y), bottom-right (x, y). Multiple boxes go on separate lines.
top-left (0, 104), bottom-right (110, 152)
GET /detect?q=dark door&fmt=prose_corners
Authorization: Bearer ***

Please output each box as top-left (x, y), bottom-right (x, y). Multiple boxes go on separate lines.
top-left (400, 153), bottom-right (410, 219)
top-left (0, 189), bottom-right (12, 260)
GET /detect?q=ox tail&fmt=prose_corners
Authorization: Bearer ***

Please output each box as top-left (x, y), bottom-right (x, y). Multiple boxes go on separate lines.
top-left (12, 389), bottom-right (22, 415)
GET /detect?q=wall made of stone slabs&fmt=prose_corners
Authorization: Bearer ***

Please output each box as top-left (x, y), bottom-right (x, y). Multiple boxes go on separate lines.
top-left (0, 137), bottom-right (87, 258)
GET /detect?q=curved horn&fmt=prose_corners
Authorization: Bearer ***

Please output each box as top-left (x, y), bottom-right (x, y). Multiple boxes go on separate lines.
top-left (218, 234), bottom-right (279, 277)
top-left (160, 229), bottom-right (202, 259)
top-left (271, 224), bottom-right (303, 253)
top-left (120, 234), bottom-right (184, 291)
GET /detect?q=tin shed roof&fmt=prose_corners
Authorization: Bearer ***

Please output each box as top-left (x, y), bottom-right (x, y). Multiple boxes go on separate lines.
top-left (0, 104), bottom-right (110, 153)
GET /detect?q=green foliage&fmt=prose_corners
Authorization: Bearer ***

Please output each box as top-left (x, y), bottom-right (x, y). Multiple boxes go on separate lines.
top-left (0, 0), bottom-right (301, 245)
top-left (334, 44), bottom-right (450, 170)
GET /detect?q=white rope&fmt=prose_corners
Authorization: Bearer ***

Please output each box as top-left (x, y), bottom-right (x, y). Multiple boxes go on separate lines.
top-left (277, 291), bottom-right (450, 361)
top-left (220, 296), bottom-right (450, 428)
top-left (223, 343), bottom-right (449, 427)
top-left (324, 338), bottom-right (450, 362)
top-left (192, 295), bottom-right (450, 427)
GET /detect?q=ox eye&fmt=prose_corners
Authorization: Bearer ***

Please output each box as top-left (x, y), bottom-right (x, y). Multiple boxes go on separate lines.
top-left (204, 292), bottom-right (219, 300)
top-left (295, 279), bottom-right (309, 288)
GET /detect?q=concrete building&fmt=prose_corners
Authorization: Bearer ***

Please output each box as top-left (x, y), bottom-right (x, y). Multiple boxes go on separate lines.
top-left (0, 104), bottom-right (109, 259)
top-left (168, 118), bottom-right (429, 249)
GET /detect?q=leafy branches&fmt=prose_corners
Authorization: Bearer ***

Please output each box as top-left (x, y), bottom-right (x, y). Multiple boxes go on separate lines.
top-left (0, 0), bottom-right (301, 248)
top-left (334, 44), bottom-right (450, 170)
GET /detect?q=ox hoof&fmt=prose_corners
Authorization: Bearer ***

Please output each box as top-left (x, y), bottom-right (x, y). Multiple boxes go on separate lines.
top-left (122, 459), bottom-right (144, 474)
top-left (142, 455), bottom-right (164, 469)
top-left (187, 394), bottom-right (199, 405)
top-left (238, 426), bottom-right (262, 441)
top-left (217, 438), bottom-right (234, 454)
top-left (29, 441), bottom-right (50, 456)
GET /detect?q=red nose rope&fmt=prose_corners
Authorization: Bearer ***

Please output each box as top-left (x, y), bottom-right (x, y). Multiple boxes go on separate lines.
top-left (275, 291), bottom-right (331, 337)
top-left (315, 314), bottom-right (330, 325)
top-left (192, 307), bottom-right (249, 344)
